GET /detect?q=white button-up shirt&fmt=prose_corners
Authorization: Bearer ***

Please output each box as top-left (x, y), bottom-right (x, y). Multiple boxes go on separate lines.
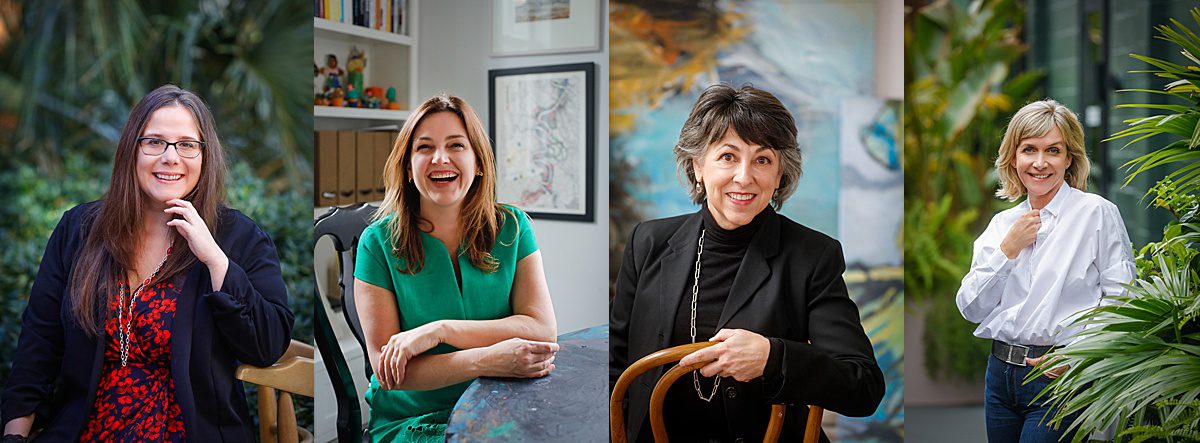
top-left (956, 181), bottom-right (1135, 346)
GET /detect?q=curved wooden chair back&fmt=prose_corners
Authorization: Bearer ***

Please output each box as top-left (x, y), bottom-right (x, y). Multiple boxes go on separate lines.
top-left (610, 342), bottom-right (824, 443)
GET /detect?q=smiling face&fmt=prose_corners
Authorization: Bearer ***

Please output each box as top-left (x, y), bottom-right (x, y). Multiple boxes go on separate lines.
top-left (410, 111), bottom-right (478, 211)
top-left (1012, 125), bottom-right (1072, 208)
top-left (135, 105), bottom-right (203, 210)
top-left (693, 129), bottom-right (783, 230)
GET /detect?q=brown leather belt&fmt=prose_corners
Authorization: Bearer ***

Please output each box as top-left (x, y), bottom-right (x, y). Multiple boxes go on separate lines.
top-left (991, 340), bottom-right (1054, 366)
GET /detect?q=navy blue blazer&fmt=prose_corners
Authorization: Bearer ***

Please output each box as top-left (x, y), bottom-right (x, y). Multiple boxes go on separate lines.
top-left (1, 201), bottom-right (294, 442)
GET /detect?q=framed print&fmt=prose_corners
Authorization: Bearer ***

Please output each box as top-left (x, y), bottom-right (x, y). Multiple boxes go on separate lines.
top-left (488, 63), bottom-right (595, 222)
top-left (490, 0), bottom-right (601, 56)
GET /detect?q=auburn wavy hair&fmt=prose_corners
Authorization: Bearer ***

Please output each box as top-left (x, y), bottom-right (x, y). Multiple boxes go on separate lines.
top-left (71, 84), bottom-right (227, 337)
top-left (375, 93), bottom-right (511, 274)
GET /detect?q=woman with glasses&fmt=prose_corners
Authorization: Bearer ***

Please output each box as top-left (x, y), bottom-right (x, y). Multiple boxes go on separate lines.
top-left (1, 84), bottom-right (293, 442)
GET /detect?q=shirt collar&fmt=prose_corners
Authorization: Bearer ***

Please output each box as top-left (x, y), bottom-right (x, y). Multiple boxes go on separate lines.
top-left (1040, 180), bottom-right (1074, 218)
top-left (1021, 180), bottom-right (1073, 217)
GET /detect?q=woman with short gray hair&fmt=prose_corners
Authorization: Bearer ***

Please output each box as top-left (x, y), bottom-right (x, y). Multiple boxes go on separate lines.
top-left (611, 84), bottom-right (885, 442)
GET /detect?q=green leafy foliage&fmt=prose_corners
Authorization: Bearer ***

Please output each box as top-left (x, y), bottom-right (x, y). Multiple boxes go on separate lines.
top-left (904, 0), bottom-right (1042, 380)
top-left (1030, 245), bottom-right (1200, 443)
top-left (1029, 9), bottom-right (1200, 442)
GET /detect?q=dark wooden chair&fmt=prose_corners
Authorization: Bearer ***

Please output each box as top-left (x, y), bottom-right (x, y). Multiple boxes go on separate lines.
top-left (313, 203), bottom-right (377, 443)
top-left (610, 342), bottom-right (824, 443)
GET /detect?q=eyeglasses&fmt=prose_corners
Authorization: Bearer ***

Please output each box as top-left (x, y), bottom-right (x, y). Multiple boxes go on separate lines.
top-left (137, 137), bottom-right (205, 158)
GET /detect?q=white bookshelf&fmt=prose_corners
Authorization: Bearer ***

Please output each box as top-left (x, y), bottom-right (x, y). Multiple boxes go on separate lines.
top-left (313, 1), bottom-right (418, 128)
top-left (314, 106), bottom-right (411, 121)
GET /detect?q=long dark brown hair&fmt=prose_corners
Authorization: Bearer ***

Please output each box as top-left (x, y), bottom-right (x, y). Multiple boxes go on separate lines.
top-left (71, 84), bottom-right (227, 337)
top-left (375, 93), bottom-right (511, 275)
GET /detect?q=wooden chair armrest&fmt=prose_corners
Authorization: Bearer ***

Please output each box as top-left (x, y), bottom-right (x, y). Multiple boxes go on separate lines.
top-left (236, 355), bottom-right (315, 398)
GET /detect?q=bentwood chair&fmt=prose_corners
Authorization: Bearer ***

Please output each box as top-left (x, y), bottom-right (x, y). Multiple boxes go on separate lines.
top-left (610, 342), bottom-right (824, 443)
top-left (235, 340), bottom-right (315, 443)
top-left (313, 203), bottom-right (377, 442)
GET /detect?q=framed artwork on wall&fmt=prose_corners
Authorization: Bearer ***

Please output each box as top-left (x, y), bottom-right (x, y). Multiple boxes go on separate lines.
top-left (490, 0), bottom-right (601, 56)
top-left (488, 62), bottom-right (595, 222)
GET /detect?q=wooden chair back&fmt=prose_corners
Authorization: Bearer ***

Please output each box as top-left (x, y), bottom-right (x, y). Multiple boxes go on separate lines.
top-left (610, 342), bottom-right (824, 443)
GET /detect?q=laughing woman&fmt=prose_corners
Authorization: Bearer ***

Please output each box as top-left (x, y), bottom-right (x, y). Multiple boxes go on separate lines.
top-left (1, 85), bottom-right (293, 442)
top-left (354, 94), bottom-right (558, 442)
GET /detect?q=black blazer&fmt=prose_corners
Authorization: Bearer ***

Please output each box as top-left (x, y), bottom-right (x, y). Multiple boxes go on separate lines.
top-left (610, 208), bottom-right (885, 442)
top-left (1, 201), bottom-right (294, 442)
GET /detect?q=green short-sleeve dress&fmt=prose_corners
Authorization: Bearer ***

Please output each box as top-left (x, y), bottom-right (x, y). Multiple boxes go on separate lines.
top-left (353, 205), bottom-right (538, 443)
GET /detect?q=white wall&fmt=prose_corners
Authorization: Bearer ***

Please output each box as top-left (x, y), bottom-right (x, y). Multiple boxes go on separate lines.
top-left (875, 0), bottom-right (903, 100)
top-left (417, 0), bottom-right (610, 334)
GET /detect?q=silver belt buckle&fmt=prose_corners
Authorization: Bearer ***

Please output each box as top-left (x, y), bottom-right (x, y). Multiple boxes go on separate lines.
top-left (1007, 344), bottom-right (1029, 366)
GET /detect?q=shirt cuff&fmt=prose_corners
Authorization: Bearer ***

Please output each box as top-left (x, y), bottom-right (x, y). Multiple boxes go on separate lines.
top-left (985, 247), bottom-right (1016, 277)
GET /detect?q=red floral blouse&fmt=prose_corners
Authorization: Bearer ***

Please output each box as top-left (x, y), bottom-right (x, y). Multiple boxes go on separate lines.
top-left (79, 278), bottom-right (185, 442)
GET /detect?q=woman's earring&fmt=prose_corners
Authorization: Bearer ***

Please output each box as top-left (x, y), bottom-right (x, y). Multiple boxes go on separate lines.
top-left (695, 181), bottom-right (701, 189)
top-left (476, 170), bottom-right (483, 176)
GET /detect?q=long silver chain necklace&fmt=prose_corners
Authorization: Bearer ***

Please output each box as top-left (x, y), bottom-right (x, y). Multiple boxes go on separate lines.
top-left (117, 239), bottom-right (173, 367)
top-left (690, 228), bottom-right (721, 402)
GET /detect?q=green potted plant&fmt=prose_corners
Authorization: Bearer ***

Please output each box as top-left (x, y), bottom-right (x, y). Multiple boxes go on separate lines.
top-left (1032, 9), bottom-right (1200, 442)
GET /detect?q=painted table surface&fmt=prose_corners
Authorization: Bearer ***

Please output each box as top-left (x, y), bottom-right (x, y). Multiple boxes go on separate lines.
top-left (445, 325), bottom-right (608, 442)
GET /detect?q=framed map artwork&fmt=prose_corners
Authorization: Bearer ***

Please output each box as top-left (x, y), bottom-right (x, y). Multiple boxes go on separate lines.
top-left (488, 63), bottom-right (595, 222)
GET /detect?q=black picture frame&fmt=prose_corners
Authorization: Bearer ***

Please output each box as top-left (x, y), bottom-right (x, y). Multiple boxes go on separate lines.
top-left (488, 62), bottom-right (595, 222)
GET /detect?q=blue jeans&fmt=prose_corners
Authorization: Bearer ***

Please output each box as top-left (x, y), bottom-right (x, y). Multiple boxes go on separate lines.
top-left (984, 355), bottom-right (1078, 443)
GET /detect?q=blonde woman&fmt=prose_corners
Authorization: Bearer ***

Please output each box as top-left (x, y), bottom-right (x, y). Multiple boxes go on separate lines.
top-left (956, 99), bottom-right (1135, 442)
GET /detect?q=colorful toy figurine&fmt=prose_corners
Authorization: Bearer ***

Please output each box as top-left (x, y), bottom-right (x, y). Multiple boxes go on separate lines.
top-left (364, 87), bottom-right (384, 109)
top-left (320, 54), bottom-right (345, 99)
top-left (345, 85), bottom-right (360, 108)
top-left (330, 87), bottom-right (345, 107)
top-left (347, 47), bottom-right (366, 94)
top-left (386, 87), bottom-right (401, 110)
top-left (314, 63), bottom-right (326, 105)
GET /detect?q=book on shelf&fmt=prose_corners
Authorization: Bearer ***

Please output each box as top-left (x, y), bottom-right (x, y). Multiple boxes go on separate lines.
top-left (315, 0), bottom-right (407, 35)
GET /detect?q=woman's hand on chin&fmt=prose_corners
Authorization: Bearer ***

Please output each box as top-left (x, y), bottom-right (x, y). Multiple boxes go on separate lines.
top-left (164, 199), bottom-right (229, 287)
top-left (679, 328), bottom-right (771, 382)
top-left (376, 322), bottom-right (445, 390)
top-left (164, 199), bottom-right (224, 264)
top-left (475, 338), bottom-right (559, 379)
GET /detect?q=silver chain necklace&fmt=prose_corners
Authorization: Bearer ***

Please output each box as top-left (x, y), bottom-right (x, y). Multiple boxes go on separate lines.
top-left (690, 228), bottom-right (721, 402)
top-left (117, 239), bottom-right (173, 367)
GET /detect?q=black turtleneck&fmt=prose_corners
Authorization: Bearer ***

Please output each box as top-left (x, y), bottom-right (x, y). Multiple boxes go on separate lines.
top-left (660, 205), bottom-right (772, 441)
top-left (670, 205), bottom-right (765, 347)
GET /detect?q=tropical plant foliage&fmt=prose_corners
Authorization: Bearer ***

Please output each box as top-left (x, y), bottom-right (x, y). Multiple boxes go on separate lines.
top-left (0, 0), bottom-right (314, 433)
top-left (1031, 9), bottom-right (1200, 442)
top-left (904, 0), bottom-right (1043, 380)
